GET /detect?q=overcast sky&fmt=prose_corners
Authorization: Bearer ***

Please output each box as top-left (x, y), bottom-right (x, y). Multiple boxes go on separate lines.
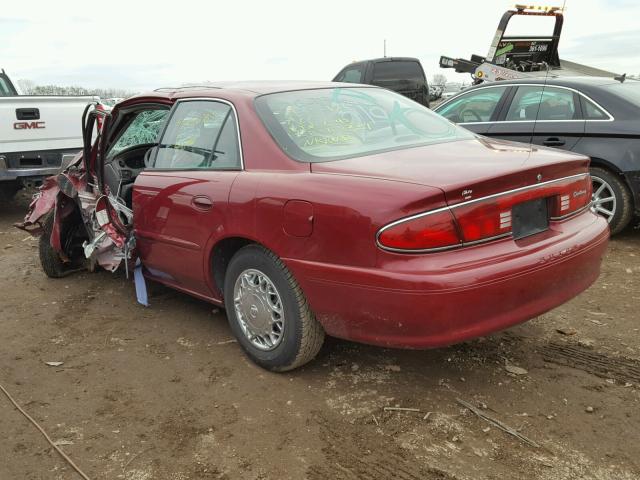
top-left (2, 0), bottom-right (639, 92)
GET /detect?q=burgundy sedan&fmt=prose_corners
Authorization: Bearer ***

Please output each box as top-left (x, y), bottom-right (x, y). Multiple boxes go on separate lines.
top-left (18, 82), bottom-right (609, 371)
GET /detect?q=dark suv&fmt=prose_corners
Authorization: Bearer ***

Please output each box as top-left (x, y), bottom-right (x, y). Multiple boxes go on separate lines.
top-left (435, 77), bottom-right (640, 234)
top-left (333, 57), bottom-right (429, 107)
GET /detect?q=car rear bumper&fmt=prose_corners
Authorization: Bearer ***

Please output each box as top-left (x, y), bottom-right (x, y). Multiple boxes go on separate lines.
top-left (285, 211), bottom-right (609, 349)
top-left (0, 149), bottom-right (78, 183)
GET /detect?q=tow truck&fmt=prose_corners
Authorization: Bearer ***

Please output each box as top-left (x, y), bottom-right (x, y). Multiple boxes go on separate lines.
top-left (439, 4), bottom-right (620, 83)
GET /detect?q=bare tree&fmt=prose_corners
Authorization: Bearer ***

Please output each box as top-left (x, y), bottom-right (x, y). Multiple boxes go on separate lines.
top-left (16, 78), bottom-right (36, 94)
top-left (14, 79), bottom-right (137, 98)
top-left (431, 73), bottom-right (447, 86)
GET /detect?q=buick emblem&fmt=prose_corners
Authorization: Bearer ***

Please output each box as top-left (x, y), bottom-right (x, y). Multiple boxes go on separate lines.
top-left (536, 173), bottom-right (543, 183)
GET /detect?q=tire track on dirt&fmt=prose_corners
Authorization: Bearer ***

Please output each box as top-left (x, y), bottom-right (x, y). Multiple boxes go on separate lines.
top-left (307, 412), bottom-right (461, 480)
top-left (540, 341), bottom-right (640, 384)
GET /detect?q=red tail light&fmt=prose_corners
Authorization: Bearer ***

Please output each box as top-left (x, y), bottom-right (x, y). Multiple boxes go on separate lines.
top-left (453, 197), bottom-right (514, 243)
top-left (548, 175), bottom-right (592, 219)
top-left (377, 209), bottom-right (462, 252)
top-left (377, 173), bottom-right (592, 253)
top-left (452, 173), bottom-right (592, 243)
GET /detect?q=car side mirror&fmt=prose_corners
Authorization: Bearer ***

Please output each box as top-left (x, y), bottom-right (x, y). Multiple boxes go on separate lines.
top-left (144, 146), bottom-right (158, 168)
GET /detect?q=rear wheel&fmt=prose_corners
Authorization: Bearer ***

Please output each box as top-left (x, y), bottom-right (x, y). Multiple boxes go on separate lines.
top-left (0, 182), bottom-right (20, 202)
top-left (223, 244), bottom-right (325, 371)
top-left (590, 166), bottom-right (632, 235)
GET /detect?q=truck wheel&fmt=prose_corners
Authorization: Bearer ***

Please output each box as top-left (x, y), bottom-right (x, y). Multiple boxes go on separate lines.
top-left (590, 167), bottom-right (632, 235)
top-left (0, 182), bottom-right (20, 202)
top-left (223, 244), bottom-right (325, 371)
top-left (39, 214), bottom-right (69, 278)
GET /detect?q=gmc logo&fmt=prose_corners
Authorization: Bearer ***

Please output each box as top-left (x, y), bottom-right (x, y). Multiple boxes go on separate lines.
top-left (14, 121), bottom-right (46, 130)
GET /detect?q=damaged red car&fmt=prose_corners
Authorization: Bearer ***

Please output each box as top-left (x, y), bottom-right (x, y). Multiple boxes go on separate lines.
top-left (17, 82), bottom-right (609, 371)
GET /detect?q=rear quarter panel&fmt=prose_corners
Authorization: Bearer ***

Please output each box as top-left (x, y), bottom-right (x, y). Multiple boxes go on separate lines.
top-left (576, 120), bottom-right (640, 209)
top-left (228, 171), bottom-right (447, 269)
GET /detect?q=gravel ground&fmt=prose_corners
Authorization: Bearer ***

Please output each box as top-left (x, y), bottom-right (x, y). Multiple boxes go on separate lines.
top-left (1, 192), bottom-right (639, 480)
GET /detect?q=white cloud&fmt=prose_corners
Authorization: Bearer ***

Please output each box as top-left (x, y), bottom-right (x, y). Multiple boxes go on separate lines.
top-left (2, 0), bottom-right (639, 91)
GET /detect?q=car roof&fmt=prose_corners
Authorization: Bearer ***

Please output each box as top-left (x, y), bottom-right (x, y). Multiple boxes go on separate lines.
top-left (364, 57), bottom-right (421, 63)
top-left (152, 80), bottom-right (366, 97)
top-left (466, 76), bottom-right (623, 90)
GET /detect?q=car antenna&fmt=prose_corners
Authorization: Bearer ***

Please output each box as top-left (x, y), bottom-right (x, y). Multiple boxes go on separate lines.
top-left (529, 60), bottom-right (552, 147)
top-left (383, 39), bottom-right (387, 58)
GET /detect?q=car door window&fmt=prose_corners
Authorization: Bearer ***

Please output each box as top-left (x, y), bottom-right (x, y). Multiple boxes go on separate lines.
top-left (506, 86), bottom-right (577, 121)
top-left (336, 65), bottom-right (364, 83)
top-left (0, 76), bottom-right (15, 96)
top-left (437, 86), bottom-right (508, 123)
top-left (154, 100), bottom-right (241, 170)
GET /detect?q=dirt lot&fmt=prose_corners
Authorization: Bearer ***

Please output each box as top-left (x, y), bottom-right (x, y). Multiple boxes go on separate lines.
top-left (1, 192), bottom-right (639, 480)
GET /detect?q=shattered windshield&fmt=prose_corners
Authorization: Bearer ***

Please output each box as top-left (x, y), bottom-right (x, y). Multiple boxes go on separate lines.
top-left (254, 87), bottom-right (472, 162)
top-left (108, 109), bottom-right (169, 157)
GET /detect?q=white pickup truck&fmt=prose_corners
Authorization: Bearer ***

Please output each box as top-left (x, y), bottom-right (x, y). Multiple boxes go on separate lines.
top-left (0, 69), bottom-right (100, 200)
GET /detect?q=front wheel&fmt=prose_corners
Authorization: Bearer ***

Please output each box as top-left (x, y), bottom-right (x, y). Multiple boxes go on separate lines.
top-left (39, 213), bottom-right (69, 278)
top-left (223, 245), bottom-right (325, 371)
top-left (590, 167), bottom-right (633, 235)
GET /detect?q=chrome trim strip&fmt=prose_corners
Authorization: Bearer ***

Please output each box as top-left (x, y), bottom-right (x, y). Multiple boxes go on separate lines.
top-left (376, 173), bottom-right (590, 253)
top-left (549, 203), bottom-right (592, 221)
top-left (449, 172), bottom-right (588, 209)
top-left (376, 240), bottom-right (463, 254)
top-left (171, 97), bottom-right (245, 170)
top-left (462, 232), bottom-right (512, 247)
top-left (436, 83), bottom-right (615, 123)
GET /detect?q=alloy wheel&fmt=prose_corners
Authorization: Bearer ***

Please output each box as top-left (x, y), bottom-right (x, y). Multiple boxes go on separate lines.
top-left (590, 176), bottom-right (616, 223)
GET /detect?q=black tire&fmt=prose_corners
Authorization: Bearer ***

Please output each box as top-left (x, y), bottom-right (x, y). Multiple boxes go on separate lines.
top-left (223, 244), bottom-right (325, 371)
top-left (39, 213), bottom-right (68, 278)
top-left (590, 166), bottom-right (633, 235)
top-left (0, 182), bottom-right (20, 202)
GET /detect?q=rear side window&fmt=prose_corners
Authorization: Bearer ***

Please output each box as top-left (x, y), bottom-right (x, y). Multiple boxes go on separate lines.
top-left (153, 100), bottom-right (240, 170)
top-left (437, 86), bottom-right (508, 123)
top-left (506, 86), bottom-right (577, 121)
top-left (581, 97), bottom-right (609, 120)
top-left (372, 61), bottom-right (424, 82)
top-left (335, 65), bottom-right (365, 83)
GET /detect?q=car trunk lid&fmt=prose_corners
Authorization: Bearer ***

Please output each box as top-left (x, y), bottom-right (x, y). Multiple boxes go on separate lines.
top-left (310, 136), bottom-right (589, 206)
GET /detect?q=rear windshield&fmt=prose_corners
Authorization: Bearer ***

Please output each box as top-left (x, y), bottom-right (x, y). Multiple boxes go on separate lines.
top-left (604, 81), bottom-right (640, 106)
top-left (373, 61), bottom-right (424, 82)
top-left (254, 87), bottom-right (472, 163)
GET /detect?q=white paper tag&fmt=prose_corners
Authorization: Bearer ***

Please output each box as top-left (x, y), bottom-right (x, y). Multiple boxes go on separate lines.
top-left (96, 209), bottom-right (110, 226)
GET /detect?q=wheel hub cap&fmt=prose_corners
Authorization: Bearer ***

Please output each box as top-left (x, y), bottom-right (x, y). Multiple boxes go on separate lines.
top-left (233, 269), bottom-right (284, 351)
top-left (590, 176), bottom-right (616, 224)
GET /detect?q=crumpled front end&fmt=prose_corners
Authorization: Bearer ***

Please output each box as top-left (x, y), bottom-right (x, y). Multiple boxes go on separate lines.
top-left (15, 164), bottom-right (133, 274)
